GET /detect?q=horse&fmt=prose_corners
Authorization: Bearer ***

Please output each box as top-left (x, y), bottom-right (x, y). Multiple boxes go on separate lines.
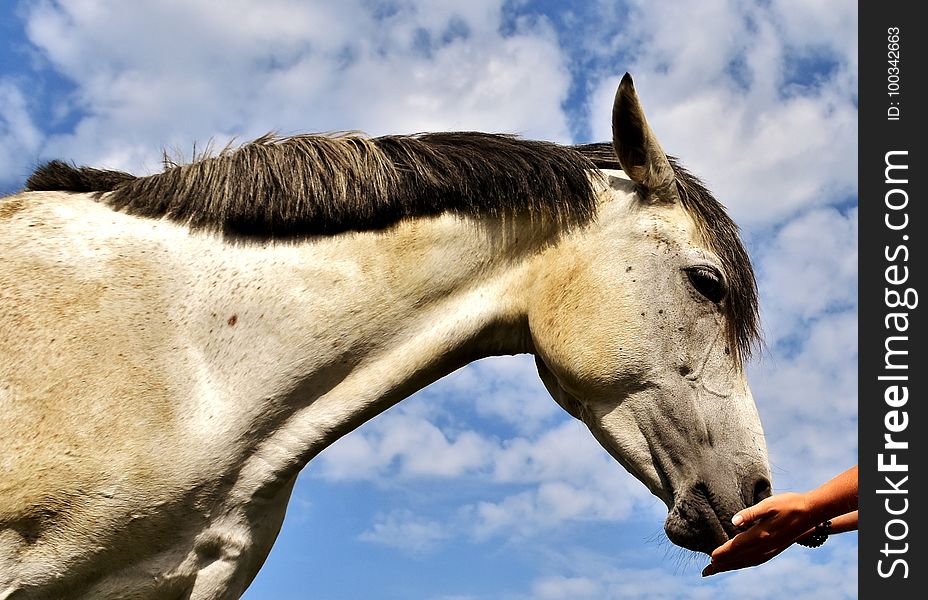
top-left (0, 74), bottom-right (770, 599)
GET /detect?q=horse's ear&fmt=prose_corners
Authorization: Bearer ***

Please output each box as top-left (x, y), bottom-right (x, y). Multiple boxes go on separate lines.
top-left (612, 73), bottom-right (678, 203)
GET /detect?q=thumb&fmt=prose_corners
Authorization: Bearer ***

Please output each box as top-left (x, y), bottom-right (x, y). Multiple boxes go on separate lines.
top-left (732, 503), bottom-right (763, 527)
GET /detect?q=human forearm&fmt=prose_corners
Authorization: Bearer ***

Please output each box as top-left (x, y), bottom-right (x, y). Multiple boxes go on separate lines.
top-left (804, 465), bottom-right (858, 524)
top-left (827, 510), bottom-right (858, 534)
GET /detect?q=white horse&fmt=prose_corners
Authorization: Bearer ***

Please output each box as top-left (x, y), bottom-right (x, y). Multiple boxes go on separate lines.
top-left (0, 75), bottom-right (770, 599)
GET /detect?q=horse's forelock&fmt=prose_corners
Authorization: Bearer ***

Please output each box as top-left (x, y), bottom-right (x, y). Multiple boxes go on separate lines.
top-left (670, 159), bottom-right (760, 365)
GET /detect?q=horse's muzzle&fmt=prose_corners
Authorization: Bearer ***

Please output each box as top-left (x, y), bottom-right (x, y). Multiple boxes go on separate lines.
top-left (663, 474), bottom-right (772, 554)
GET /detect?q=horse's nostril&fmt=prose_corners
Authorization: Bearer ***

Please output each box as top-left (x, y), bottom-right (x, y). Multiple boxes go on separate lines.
top-left (752, 476), bottom-right (772, 505)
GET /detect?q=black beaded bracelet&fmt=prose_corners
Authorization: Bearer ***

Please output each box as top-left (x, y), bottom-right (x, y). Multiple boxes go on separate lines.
top-left (796, 520), bottom-right (832, 548)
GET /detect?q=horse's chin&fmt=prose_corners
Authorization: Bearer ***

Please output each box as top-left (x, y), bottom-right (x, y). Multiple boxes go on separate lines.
top-left (663, 487), bottom-right (737, 554)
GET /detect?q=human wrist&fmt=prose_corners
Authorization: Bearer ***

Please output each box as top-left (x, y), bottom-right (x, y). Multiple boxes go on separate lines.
top-left (806, 466), bottom-right (859, 522)
top-left (805, 482), bottom-right (853, 524)
top-left (795, 491), bottom-right (823, 530)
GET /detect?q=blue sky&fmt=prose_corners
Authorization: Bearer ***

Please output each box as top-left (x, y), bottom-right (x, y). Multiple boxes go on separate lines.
top-left (0, 1), bottom-right (858, 598)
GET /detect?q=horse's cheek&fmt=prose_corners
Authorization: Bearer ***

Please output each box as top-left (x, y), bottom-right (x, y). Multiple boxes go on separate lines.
top-left (528, 261), bottom-right (647, 395)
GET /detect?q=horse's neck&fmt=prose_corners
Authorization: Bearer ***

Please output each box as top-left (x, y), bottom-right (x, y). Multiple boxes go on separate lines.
top-left (0, 191), bottom-right (584, 594)
top-left (195, 212), bottom-right (559, 486)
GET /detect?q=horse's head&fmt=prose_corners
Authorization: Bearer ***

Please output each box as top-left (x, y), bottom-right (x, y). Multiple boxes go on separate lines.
top-left (528, 74), bottom-right (770, 554)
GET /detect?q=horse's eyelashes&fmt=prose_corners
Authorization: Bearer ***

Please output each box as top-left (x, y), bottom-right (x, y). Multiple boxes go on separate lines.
top-left (686, 267), bottom-right (726, 304)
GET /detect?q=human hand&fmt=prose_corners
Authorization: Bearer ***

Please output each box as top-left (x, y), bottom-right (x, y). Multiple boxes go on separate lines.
top-left (702, 492), bottom-right (817, 576)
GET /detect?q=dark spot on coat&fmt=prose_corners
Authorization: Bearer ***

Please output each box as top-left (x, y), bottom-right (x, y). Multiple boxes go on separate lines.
top-left (227, 315), bottom-right (238, 326)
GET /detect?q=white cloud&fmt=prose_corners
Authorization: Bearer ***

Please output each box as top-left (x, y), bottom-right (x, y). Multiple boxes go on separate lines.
top-left (768, 0), bottom-right (858, 69)
top-left (436, 356), bottom-right (561, 434)
top-left (316, 408), bottom-right (496, 480)
top-left (0, 79), bottom-right (43, 183)
top-left (516, 536), bottom-right (856, 600)
top-left (358, 509), bottom-right (451, 555)
top-left (586, 0), bottom-right (857, 228)
top-left (492, 420), bottom-right (603, 485)
top-left (19, 0), bottom-right (572, 177)
top-left (532, 575), bottom-right (602, 599)
top-left (708, 537), bottom-right (858, 600)
top-left (467, 479), bottom-right (642, 541)
top-left (319, 390), bottom-right (659, 549)
top-left (755, 207), bottom-right (857, 340)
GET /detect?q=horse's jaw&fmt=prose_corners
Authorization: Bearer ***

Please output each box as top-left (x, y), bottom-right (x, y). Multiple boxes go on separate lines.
top-left (534, 358), bottom-right (673, 507)
top-left (535, 369), bottom-right (771, 556)
top-left (650, 384), bottom-right (772, 555)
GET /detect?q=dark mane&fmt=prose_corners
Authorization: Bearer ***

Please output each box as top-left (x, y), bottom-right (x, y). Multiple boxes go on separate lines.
top-left (27, 133), bottom-right (600, 237)
top-left (26, 134), bottom-right (758, 362)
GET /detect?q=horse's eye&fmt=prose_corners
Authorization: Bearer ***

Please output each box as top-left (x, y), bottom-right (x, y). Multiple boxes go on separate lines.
top-left (686, 266), bottom-right (726, 303)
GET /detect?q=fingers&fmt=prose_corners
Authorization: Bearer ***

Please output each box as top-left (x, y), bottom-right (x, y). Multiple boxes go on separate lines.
top-left (703, 552), bottom-right (775, 577)
top-left (730, 492), bottom-right (782, 528)
top-left (703, 492), bottom-right (813, 576)
top-left (711, 517), bottom-right (770, 560)
top-left (704, 545), bottom-right (783, 576)
top-left (710, 538), bottom-right (734, 560)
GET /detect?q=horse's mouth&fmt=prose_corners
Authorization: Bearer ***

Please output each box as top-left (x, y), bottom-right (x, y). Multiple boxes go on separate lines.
top-left (663, 482), bottom-right (737, 554)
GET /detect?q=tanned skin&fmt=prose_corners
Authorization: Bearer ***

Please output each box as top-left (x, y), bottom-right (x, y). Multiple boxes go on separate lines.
top-left (704, 465), bottom-right (858, 576)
